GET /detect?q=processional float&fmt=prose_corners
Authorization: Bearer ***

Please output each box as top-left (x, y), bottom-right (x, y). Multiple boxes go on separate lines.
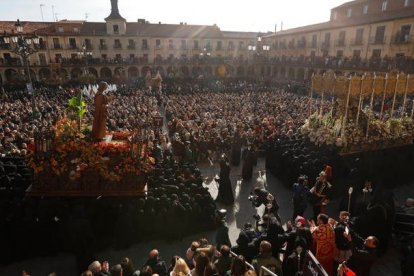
top-left (302, 70), bottom-right (414, 155)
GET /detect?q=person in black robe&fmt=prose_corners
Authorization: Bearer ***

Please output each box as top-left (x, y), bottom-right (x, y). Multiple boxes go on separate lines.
top-left (242, 145), bottom-right (256, 180)
top-left (231, 132), bottom-right (242, 166)
top-left (216, 154), bottom-right (234, 205)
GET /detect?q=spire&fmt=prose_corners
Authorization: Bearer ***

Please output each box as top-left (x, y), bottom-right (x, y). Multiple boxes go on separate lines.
top-left (105, 0), bottom-right (125, 21)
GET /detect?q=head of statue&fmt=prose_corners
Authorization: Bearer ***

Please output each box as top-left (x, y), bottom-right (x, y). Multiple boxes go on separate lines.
top-left (98, 81), bottom-right (108, 93)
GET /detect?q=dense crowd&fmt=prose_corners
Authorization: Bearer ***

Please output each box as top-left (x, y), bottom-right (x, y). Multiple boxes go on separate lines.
top-left (1, 79), bottom-right (413, 276)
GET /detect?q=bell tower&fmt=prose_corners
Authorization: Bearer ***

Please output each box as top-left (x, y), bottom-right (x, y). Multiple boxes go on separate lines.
top-left (105, 0), bottom-right (126, 35)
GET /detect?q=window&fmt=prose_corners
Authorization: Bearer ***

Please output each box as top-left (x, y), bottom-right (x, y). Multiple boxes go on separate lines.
top-left (73, 27), bottom-right (79, 33)
top-left (363, 4), bottom-right (369, 14)
top-left (142, 39), bottom-right (148, 50)
top-left (347, 8), bottom-right (352, 17)
top-left (100, 39), bottom-right (106, 46)
top-left (38, 53), bottom-right (46, 66)
top-left (374, 26), bottom-right (386, 43)
top-left (332, 11), bottom-right (337, 20)
top-left (69, 38), bottom-right (76, 49)
top-left (155, 39), bottom-right (161, 49)
top-left (129, 54), bottom-right (135, 59)
top-left (55, 54), bottom-right (62, 63)
top-left (355, 28), bottom-right (364, 45)
top-left (193, 40), bottom-right (199, 50)
top-left (400, 25), bottom-right (411, 42)
top-left (205, 40), bottom-right (211, 50)
top-left (338, 31), bottom-right (346, 46)
top-left (113, 25), bottom-right (119, 34)
top-left (353, 50), bottom-right (361, 58)
top-left (53, 38), bottom-right (60, 48)
top-left (382, 1), bottom-right (388, 11)
top-left (372, 49), bottom-right (381, 58)
top-left (312, 34), bottom-right (317, 47)
top-left (85, 39), bottom-right (92, 49)
top-left (181, 40), bottom-right (186, 50)
top-left (238, 41), bottom-right (244, 50)
top-left (216, 40), bottom-right (222, 50)
top-left (228, 41), bottom-right (234, 50)
top-left (336, 50), bottom-right (343, 57)
top-left (101, 54), bottom-right (107, 59)
top-left (57, 26), bottom-right (63, 32)
top-left (405, 0), bottom-right (411, 7)
top-left (115, 54), bottom-right (122, 60)
top-left (114, 39), bottom-right (121, 49)
top-left (128, 39), bottom-right (135, 49)
top-left (168, 39), bottom-right (174, 50)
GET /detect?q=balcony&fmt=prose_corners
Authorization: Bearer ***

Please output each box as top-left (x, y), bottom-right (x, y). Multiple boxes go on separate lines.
top-left (369, 36), bottom-right (387, 45)
top-left (52, 44), bottom-right (63, 50)
top-left (288, 42), bottom-right (295, 49)
top-left (168, 45), bottom-right (175, 50)
top-left (99, 45), bottom-right (108, 50)
top-left (180, 46), bottom-right (188, 50)
top-left (141, 46), bottom-right (150, 51)
top-left (350, 38), bottom-right (364, 46)
top-left (67, 44), bottom-right (78, 50)
top-left (113, 44), bottom-right (122, 49)
top-left (34, 42), bottom-right (47, 50)
top-left (127, 44), bottom-right (136, 50)
top-left (309, 42), bottom-right (317, 49)
top-left (85, 45), bottom-right (93, 50)
top-left (297, 40), bottom-right (307, 49)
top-left (334, 39), bottom-right (346, 47)
top-left (321, 41), bottom-right (330, 50)
top-left (227, 46), bottom-right (235, 51)
top-left (154, 45), bottom-right (162, 50)
top-left (392, 34), bottom-right (412, 44)
top-left (216, 46), bottom-right (223, 51)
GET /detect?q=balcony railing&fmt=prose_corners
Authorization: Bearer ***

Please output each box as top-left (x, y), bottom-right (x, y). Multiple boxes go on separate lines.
top-left (168, 45), bottom-right (175, 50)
top-left (392, 34), bottom-right (412, 44)
top-left (297, 40), bottom-right (306, 49)
top-left (350, 38), bottom-right (364, 46)
top-left (85, 45), bottom-right (93, 50)
top-left (180, 46), bottom-right (188, 50)
top-left (141, 46), bottom-right (150, 50)
top-left (52, 44), bottom-right (62, 50)
top-left (113, 44), bottom-right (122, 49)
top-left (127, 44), bottom-right (136, 50)
top-left (155, 45), bottom-right (162, 50)
top-left (99, 45), bottom-right (108, 50)
top-left (321, 41), bottom-right (330, 49)
top-left (334, 39), bottom-right (346, 47)
top-left (369, 36), bottom-right (387, 45)
top-left (67, 44), bottom-right (78, 50)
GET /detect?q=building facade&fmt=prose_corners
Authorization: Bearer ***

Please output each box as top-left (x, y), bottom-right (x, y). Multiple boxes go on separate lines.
top-left (1, 0), bottom-right (414, 85)
top-left (262, 0), bottom-right (414, 80)
top-left (0, 0), bottom-right (259, 85)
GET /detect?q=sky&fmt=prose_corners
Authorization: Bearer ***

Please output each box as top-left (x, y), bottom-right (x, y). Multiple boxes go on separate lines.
top-left (0, 0), bottom-right (348, 32)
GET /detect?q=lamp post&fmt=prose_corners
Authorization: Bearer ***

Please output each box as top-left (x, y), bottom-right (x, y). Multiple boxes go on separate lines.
top-left (1, 19), bottom-right (39, 118)
top-left (77, 43), bottom-right (92, 76)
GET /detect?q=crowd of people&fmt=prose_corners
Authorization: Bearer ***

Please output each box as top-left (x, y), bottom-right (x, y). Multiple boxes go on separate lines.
top-left (0, 78), bottom-right (413, 276)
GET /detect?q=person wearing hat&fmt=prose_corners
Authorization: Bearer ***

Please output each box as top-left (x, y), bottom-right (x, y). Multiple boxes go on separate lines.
top-left (309, 171), bottom-right (332, 221)
top-left (91, 82), bottom-right (112, 141)
top-left (292, 175), bottom-right (310, 220)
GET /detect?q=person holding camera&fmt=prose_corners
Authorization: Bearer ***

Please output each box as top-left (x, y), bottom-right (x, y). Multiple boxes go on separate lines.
top-left (334, 211), bottom-right (353, 271)
top-left (250, 187), bottom-right (281, 224)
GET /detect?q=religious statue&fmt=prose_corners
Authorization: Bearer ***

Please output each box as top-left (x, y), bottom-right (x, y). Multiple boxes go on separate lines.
top-left (91, 81), bottom-right (111, 141)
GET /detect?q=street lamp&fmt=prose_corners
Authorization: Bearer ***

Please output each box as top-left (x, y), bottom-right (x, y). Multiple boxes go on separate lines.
top-left (1, 19), bottom-right (39, 118)
top-left (77, 43), bottom-right (92, 75)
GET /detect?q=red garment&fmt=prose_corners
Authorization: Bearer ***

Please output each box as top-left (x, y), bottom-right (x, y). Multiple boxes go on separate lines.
top-left (312, 224), bottom-right (335, 276)
top-left (325, 165), bottom-right (332, 180)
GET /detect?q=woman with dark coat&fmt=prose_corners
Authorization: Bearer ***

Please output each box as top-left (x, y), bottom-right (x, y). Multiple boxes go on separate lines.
top-left (216, 154), bottom-right (234, 205)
